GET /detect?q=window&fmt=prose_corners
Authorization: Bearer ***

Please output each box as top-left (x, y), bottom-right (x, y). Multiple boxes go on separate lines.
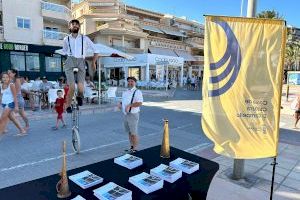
top-left (26, 53), bottom-right (40, 72)
top-left (10, 52), bottom-right (25, 71)
top-left (17, 17), bottom-right (31, 29)
top-left (44, 27), bottom-right (59, 32)
top-left (45, 54), bottom-right (62, 72)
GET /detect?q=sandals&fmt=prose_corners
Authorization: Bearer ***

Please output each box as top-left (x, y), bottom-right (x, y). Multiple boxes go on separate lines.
top-left (16, 131), bottom-right (28, 137)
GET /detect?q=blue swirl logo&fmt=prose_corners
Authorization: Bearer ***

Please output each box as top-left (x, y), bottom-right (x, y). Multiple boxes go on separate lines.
top-left (209, 21), bottom-right (242, 97)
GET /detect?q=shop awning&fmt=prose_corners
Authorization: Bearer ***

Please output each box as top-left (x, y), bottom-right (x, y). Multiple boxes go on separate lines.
top-left (55, 43), bottom-right (134, 59)
top-left (175, 50), bottom-right (196, 61)
top-left (160, 29), bottom-right (187, 37)
top-left (142, 25), bottom-right (164, 34)
top-left (149, 47), bottom-right (178, 57)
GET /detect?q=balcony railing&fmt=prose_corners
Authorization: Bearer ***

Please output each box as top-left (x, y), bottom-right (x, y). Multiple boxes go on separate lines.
top-left (41, 1), bottom-right (71, 15)
top-left (111, 45), bottom-right (144, 54)
top-left (43, 30), bottom-right (68, 40)
top-left (194, 56), bottom-right (204, 62)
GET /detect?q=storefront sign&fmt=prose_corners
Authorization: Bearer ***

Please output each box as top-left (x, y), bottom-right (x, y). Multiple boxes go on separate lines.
top-left (102, 54), bottom-right (148, 67)
top-left (0, 43), bottom-right (29, 51)
top-left (148, 54), bottom-right (184, 66)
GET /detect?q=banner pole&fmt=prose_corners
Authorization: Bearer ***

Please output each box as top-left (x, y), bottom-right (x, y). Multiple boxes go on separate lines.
top-left (232, 0), bottom-right (258, 180)
top-left (270, 157), bottom-right (277, 200)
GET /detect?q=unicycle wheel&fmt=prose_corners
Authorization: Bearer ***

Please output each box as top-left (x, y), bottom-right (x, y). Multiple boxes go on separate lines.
top-left (72, 127), bottom-right (80, 154)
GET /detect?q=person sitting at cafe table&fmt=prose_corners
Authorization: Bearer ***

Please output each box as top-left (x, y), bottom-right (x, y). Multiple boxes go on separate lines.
top-left (84, 76), bottom-right (96, 103)
top-left (55, 76), bottom-right (66, 89)
top-left (20, 77), bottom-right (36, 111)
top-left (39, 76), bottom-right (54, 109)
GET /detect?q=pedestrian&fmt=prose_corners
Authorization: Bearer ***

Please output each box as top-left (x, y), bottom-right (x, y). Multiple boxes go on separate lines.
top-left (0, 72), bottom-right (26, 135)
top-left (118, 77), bottom-right (143, 153)
top-left (62, 19), bottom-right (98, 113)
top-left (52, 90), bottom-right (66, 130)
top-left (187, 76), bottom-right (191, 90)
top-left (191, 76), bottom-right (196, 90)
top-left (8, 69), bottom-right (30, 131)
top-left (291, 94), bottom-right (300, 129)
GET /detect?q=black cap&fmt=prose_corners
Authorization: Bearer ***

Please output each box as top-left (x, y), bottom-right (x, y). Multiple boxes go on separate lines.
top-left (127, 77), bottom-right (137, 82)
top-left (69, 19), bottom-right (80, 25)
top-left (42, 76), bottom-right (47, 80)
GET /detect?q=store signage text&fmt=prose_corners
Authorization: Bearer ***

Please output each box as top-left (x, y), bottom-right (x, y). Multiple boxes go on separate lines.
top-left (155, 57), bottom-right (180, 65)
top-left (113, 57), bottom-right (137, 63)
top-left (0, 43), bottom-right (29, 51)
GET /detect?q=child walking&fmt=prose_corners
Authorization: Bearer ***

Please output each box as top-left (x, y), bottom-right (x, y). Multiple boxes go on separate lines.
top-left (52, 90), bottom-right (66, 130)
top-left (0, 72), bottom-right (26, 135)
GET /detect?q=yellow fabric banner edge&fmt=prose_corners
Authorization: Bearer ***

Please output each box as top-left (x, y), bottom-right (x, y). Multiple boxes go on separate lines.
top-left (205, 15), bottom-right (286, 26)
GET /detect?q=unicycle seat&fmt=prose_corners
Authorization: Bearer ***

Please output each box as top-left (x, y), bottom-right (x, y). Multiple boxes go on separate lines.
top-left (73, 67), bottom-right (79, 73)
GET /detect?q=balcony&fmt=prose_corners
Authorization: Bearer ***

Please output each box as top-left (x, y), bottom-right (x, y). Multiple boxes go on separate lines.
top-left (41, 1), bottom-right (71, 24)
top-left (194, 56), bottom-right (204, 62)
top-left (111, 45), bottom-right (145, 54)
top-left (185, 37), bottom-right (204, 49)
top-left (148, 36), bottom-right (187, 51)
top-left (42, 30), bottom-right (68, 47)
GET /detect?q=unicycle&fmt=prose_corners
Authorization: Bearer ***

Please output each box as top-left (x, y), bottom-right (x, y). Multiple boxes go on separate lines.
top-left (71, 68), bottom-right (80, 153)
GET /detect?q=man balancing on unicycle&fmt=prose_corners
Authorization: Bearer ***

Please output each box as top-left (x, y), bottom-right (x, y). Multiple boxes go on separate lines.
top-left (62, 19), bottom-right (98, 113)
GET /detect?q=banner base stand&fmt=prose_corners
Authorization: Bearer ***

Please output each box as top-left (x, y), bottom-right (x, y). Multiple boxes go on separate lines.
top-left (218, 168), bottom-right (259, 189)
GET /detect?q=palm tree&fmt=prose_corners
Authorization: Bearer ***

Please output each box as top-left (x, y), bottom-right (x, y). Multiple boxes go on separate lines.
top-left (285, 43), bottom-right (296, 70)
top-left (286, 41), bottom-right (300, 71)
top-left (256, 10), bottom-right (282, 19)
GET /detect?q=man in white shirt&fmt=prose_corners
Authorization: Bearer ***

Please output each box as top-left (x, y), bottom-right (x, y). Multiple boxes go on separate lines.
top-left (118, 77), bottom-right (143, 153)
top-left (62, 19), bottom-right (98, 113)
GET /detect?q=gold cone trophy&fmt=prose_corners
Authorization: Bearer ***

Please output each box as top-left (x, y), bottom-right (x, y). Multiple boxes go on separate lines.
top-left (56, 141), bottom-right (71, 198)
top-left (160, 119), bottom-right (170, 158)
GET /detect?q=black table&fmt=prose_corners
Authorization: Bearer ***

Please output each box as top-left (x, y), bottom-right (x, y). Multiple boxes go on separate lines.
top-left (0, 146), bottom-right (219, 200)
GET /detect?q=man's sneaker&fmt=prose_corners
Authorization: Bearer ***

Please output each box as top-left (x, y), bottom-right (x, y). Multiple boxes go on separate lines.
top-left (66, 107), bottom-right (72, 113)
top-left (124, 146), bottom-right (133, 153)
top-left (76, 96), bottom-right (83, 106)
top-left (129, 149), bottom-right (137, 153)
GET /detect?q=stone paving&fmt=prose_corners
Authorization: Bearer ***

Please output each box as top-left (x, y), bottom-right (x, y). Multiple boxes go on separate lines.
top-left (191, 142), bottom-right (300, 199)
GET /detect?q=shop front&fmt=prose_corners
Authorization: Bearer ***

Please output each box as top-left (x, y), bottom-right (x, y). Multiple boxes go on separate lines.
top-left (101, 55), bottom-right (148, 85)
top-left (101, 53), bottom-right (184, 87)
top-left (0, 42), bottom-right (64, 81)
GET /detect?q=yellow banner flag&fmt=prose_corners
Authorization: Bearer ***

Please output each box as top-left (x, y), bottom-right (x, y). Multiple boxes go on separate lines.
top-left (202, 16), bottom-right (286, 159)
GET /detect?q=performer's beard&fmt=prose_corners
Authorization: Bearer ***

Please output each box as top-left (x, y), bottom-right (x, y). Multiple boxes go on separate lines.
top-left (70, 28), bottom-right (79, 33)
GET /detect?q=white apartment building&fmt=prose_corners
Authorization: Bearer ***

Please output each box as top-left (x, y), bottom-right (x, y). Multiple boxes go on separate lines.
top-left (72, 0), bottom-right (204, 86)
top-left (0, 0), bottom-right (71, 80)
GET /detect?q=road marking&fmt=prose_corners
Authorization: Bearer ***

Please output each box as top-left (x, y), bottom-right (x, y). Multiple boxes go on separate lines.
top-left (171, 123), bottom-right (193, 130)
top-left (184, 143), bottom-right (211, 153)
top-left (279, 122), bottom-right (286, 128)
top-left (0, 132), bottom-right (161, 173)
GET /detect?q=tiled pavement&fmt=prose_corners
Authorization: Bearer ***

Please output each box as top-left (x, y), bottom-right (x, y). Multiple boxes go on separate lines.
top-left (190, 142), bottom-right (300, 200)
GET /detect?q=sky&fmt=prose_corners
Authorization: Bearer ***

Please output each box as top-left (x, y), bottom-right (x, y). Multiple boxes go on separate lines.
top-left (122, 0), bottom-right (300, 27)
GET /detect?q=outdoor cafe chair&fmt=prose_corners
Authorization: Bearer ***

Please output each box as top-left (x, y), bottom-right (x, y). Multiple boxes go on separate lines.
top-left (48, 89), bottom-right (65, 109)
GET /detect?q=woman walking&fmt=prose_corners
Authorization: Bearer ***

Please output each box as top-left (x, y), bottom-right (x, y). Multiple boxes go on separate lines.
top-left (0, 72), bottom-right (26, 135)
top-left (8, 69), bottom-right (29, 131)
